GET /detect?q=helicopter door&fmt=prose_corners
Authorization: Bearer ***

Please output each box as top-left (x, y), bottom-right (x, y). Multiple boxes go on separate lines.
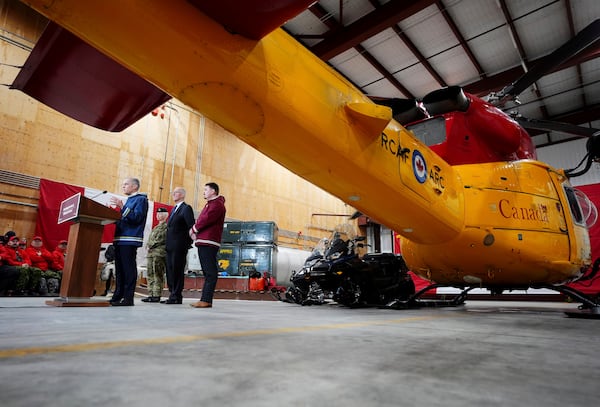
top-left (561, 184), bottom-right (595, 264)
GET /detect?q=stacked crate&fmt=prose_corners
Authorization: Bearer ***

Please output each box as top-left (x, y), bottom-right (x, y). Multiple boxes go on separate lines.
top-left (218, 221), bottom-right (278, 279)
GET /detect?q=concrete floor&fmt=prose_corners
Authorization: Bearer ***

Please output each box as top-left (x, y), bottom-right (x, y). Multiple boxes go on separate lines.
top-left (0, 296), bottom-right (599, 407)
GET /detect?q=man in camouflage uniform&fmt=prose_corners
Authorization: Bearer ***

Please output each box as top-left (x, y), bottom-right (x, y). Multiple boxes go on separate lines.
top-left (142, 207), bottom-right (168, 302)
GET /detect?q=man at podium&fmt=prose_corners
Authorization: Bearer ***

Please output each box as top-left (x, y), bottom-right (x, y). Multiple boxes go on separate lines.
top-left (108, 177), bottom-right (148, 306)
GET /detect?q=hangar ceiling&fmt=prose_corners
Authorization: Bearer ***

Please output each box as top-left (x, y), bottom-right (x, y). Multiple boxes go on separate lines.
top-left (282, 0), bottom-right (600, 147)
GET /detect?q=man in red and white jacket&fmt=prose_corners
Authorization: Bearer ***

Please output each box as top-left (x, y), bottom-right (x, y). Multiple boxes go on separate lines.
top-left (189, 182), bottom-right (226, 308)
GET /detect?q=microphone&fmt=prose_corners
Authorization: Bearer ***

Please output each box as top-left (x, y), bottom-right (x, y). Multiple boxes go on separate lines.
top-left (90, 190), bottom-right (108, 199)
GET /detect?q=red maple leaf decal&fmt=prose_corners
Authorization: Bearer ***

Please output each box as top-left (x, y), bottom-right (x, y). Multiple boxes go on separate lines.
top-left (416, 158), bottom-right (424, 172)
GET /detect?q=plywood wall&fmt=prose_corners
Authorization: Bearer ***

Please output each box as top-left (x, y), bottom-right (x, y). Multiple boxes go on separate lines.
top-left (0, 1), bottom-right (355, 249)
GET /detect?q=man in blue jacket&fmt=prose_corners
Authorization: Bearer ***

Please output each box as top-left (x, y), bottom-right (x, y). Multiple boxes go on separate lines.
top-left (109, 177), bottom-right (148, 306)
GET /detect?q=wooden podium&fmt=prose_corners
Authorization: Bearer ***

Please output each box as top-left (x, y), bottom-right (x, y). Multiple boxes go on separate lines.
top-left (46, 193), bottom-right (121, 307)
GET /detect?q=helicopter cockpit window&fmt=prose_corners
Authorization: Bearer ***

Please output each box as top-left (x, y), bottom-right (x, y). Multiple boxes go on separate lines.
top-left (406, 117), bottom-right (446, 146)
top-left (564, 186), bottom-right (598, 228)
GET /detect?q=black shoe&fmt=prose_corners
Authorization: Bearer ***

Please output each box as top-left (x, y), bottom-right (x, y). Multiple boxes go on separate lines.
top-left (162, 298), bottom-right (182, 304)
top-left (141, 296), bottom-right (161, 303)
top-left (111, 299), bottom-right (134, 306)
top-left (109, 296), bottom-right (123, 305)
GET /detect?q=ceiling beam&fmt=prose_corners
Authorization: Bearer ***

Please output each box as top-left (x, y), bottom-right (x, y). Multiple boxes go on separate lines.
top-left (308, 2), bottom-right (414, 97)
top-left (556, 104), bottom-right (600, 127)
top-left (310, 0), bottom-right (435, 60)
top-left (355, 44), bottom-right (414, 98)
top-left (435, 0), bottom-right (485, 79)
top-left (565, 0), bottom-right (587, 107)
top-left (308, 2), bottom-right (336, 30)
top-left (391, 24), bottom-right (446, 88)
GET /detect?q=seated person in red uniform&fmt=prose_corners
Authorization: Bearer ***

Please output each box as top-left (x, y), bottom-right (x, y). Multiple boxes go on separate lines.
top-left (26, 236), bottom-right (61, 294)
top-left (4, 236), bottom-right (32, 267)
top-left (25, 236), bottom-right (54, 270)
top-left (3, 236), bottom-right (43, 295)
top-left (18, 238), bottom-right (27, 251)
top-left (0, 237), bottom-right (20, 295)
top-left (52, 240), bottom-right (68, 272)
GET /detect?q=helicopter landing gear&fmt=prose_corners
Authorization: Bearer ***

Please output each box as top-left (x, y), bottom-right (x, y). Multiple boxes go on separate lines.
top-left (384, 284), bottom-right (476, 309)
top-left (539, 284), bottom-right (600, 319)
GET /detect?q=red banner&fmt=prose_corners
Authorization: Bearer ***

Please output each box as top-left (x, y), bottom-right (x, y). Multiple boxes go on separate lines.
top-left (35, 179), bottom-right (117, 251)
top-left (568, 183), bottom-right (600, 295)
top-left (35, 179), bottom-right (84, 251)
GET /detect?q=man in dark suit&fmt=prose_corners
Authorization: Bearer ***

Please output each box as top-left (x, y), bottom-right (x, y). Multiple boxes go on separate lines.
top-left (162, 187), bottom-right (195, 304)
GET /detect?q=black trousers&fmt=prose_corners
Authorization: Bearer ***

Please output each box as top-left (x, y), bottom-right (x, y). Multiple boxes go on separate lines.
top-left (166, 245), bottom-right (188, 301)
top-left (198, 245), bottom-right (219, 303)
top-left (113, 245), bottom-right (138, 301)
top-left (0, 265), bottom-right (19, 293)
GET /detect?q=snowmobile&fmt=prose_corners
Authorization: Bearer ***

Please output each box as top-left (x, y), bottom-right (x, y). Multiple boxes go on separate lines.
top-left (282, 232), bottom-right (415, 307)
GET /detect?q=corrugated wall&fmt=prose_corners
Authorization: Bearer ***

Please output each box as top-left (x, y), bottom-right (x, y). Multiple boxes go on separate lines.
top-left (537, 137), bottom-right (600, 187)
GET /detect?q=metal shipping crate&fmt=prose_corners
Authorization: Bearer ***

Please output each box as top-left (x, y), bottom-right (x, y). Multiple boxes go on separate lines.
top-left (217, 244), bottom-right (241, 276)
top-left (239, 244), bottom-right (277, 277)
top-left (241, 221), bottom-right (278, 244)
top-left (221, 221), bottom-right (243, 243)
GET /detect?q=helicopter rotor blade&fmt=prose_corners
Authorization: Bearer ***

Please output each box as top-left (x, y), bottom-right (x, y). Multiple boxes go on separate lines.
top-left (515, 116), bottom-right (600, 138)
top-left (497, 19), bottom-right (600, 102)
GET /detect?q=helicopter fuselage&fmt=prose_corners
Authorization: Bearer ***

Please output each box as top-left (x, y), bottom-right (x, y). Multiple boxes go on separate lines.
top-left (401, 160), bottom-right (591, 287)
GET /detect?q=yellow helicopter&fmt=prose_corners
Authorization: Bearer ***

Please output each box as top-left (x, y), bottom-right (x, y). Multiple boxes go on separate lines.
top-left (12, 0), bottom-right (600, 316)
